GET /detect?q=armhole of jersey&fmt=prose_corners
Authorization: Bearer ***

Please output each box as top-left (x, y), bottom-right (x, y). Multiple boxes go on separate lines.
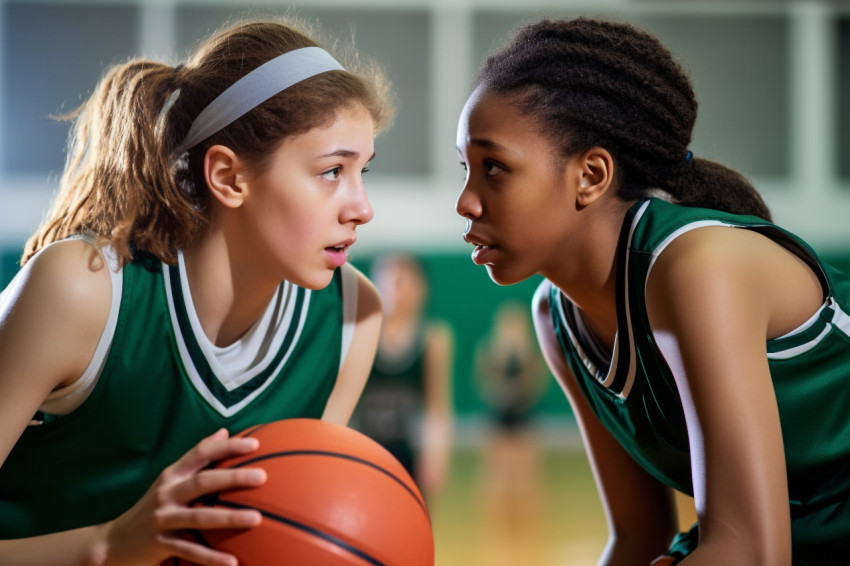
top-left (646, 219), bottom-right (830, 295)
top-left (645, 219), bottom-right (731, 275)
top-left (642, 219), bottom-right (836, 345)
top-left (39, 239), bottom-right (123, 415)
top-left (339, 262), bottom-right (358, 370)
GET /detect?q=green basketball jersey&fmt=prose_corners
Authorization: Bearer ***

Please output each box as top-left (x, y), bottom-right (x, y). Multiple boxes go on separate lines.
top-left (0, 250), bottom-right (347, 538)
top-left (548, 198), bottom-right (850, 564)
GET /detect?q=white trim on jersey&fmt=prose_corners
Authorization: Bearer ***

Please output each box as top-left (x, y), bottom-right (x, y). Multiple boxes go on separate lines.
top-left (767, 297), bottom-right (849, 360)
top-left (339, 262), bottom-right (358, 370)
top-left (771, 302), bottom-right (823, 340)
top-left (767, 325), bottom-right (832, 360)
top-left (646, 219), bottom-right (732, 272)
top-left (39, 238), bottom-right (123, 415)
top-left (178, 255), bottom-right (293, 387)
top-left (617, 200), bottom-right (653, 399)
top-left (165, 251), bottom-right (311, 418)
top-left (553, 290), bottom-right (612, 387)
top-left (832, 298), bottom-right (850, 338)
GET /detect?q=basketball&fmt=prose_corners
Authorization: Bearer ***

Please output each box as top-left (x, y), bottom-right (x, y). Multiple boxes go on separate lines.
top-left (176, 418), bottom-right (434, 565)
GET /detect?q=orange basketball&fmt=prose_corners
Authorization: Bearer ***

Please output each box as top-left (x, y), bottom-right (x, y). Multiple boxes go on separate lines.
top-left (177, 418), bottom-right (433, 566)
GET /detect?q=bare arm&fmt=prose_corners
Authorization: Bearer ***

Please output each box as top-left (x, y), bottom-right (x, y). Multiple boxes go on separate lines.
top-left (0, 240), bottom-right (111, 466)
top-left (646, 227), bottom-right (821, 566)
top-left (531, 282), bottom-right (678, 566)
top-left (322, 266), bottom-right (383, 425)
top-left (0, 241), bottom-right (267, 565)
top-left (1, 429), bottom-right (265, 566)
top-left (417, 320), bottom-right (454, 495)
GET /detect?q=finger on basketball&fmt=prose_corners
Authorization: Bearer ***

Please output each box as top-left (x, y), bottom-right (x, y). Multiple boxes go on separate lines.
top-left (156, 506), bottom-right (263, 531)
top-left (171, 433), bottom-right (260, 477)
top-left (172, 467), bottom-right (267, 504)
top-left (159, 532), bottom-right (239, 566)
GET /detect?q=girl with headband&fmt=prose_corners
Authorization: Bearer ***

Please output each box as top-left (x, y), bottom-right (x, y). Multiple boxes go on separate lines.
top-left (456, 17), bottom-right (850, 565)
top-left (0, 18), bottom-right (393, 565)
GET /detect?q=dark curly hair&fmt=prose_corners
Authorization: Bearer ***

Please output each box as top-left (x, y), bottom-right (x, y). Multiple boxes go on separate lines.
top-left (474, 17), bottom-right (771, 221)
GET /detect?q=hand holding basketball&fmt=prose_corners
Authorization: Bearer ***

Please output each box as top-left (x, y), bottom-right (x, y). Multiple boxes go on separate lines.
top-left (180, 418), bottom-right (435, 566)
top-left (104, 428), bottom-right (266, 566)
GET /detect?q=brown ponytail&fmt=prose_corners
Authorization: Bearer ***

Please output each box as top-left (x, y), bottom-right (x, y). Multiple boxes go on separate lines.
top-left (22, 61), bottom-right (189, 264)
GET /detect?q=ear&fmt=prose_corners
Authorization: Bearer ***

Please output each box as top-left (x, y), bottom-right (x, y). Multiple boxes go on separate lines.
top-left (204, 144), bottom-right (248, 209)
top-left (575, 146), bottom-right (615, 207)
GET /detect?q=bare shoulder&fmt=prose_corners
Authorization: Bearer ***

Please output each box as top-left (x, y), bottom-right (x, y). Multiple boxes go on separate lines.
top-left (320, 265), bottom-right (381, 425)
top-left (649, 225), bottom-right (815, 284)
top-left (351, 265), bottom-right (382, 321)
top-left (532, 278), bottom-right (552, 312)
top-left (531, 280), bottom-right (557, 346)
top-left (1, 239), bottom-right (113, 386)
top-left (529, 279), bottom-right (573, 380)
top-left (15, 239), bottom-right (111, 315)
top-left (646, 226), bottom-right (823, 338)
top-left (646, 227), bottom-right (749, 309)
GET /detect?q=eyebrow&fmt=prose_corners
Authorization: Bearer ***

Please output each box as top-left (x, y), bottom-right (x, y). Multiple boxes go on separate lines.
top-left (458, 138), bottom-right (512, 153)
top-left (317, 150), bottom-right (376, 161)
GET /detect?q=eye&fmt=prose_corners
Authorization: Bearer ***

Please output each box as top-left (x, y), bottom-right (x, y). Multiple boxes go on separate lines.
top-left (361, 166), bottom-right (371, 175)
top-left (320, 166), bottom-right (342, 181)
top-left (483, 160), bottom-right (505, 177)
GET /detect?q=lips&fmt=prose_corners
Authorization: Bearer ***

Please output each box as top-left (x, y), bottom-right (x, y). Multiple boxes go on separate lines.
top-left (327, 236), bottom-right (357, 251)
top-left (324, 236), bottom-right (356, 268)
top-left (463, 231), bottom-right (498, 265)
top-left (462, 231), bottom-right (490, 248)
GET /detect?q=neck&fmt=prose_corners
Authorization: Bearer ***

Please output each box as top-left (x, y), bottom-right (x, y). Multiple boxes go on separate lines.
top-left (542, 202), bottom-right (631, 351)
top-left (182, 228), bottom-right (278, 347)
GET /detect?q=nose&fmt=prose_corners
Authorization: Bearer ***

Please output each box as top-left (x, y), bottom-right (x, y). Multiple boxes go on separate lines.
top-left (455, 182), bottom-right (482, 220)
top-left (342, 181), bottom-right (374, 226)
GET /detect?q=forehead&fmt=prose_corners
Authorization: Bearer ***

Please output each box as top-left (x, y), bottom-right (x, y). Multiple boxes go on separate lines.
top-left (456, 87), bottom-right (552, 158)
top-left (285, 102), bottom-right (375, 149)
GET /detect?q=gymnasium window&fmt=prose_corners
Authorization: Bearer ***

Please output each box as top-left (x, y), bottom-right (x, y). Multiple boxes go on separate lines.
top-left (176, 4), bottom-right (432, 178)
top-left (1, 2), bottom-right (139, 175)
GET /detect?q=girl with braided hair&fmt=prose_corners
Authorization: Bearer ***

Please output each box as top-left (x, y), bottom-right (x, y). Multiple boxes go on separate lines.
top-left (456, 16), bottom-right (850, 566)
top-left (0, 17), bottom-right (392, 565)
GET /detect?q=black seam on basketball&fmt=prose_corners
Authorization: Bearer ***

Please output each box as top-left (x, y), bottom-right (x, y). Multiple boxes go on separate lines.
top-left (226, 450), bottom-right (429, 517)
top-left (237, 423), bottom-right (268, 438)
top-left (187, 526), bottom-right (213, 548)
top-left (213, 499), bottom-right (387, 566)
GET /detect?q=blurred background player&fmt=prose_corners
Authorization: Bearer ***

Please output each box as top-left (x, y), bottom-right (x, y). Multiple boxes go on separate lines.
top-left (473, 300), bottom-right (548, 566)
top-left (352, 253), bottom-right (454, 499)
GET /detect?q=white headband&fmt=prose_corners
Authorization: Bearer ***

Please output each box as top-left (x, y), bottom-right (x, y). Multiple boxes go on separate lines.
top-left (171, 46), bottom-right (344, 160)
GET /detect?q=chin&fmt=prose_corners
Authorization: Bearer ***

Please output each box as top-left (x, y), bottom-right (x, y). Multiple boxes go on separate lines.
top-left (291, 270), bottom-right (336, 291)
top-left (485, 265), bottom-right (529, 287)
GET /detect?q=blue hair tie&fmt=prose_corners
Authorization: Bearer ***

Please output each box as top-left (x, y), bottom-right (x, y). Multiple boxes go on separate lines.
top-left (685, 150), bottom-right (693, 163)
